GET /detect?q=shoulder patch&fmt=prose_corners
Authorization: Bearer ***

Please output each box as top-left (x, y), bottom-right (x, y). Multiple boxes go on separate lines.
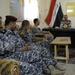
top-left (19, 30), bottom-right (25, 35)
top-left (0, 29), bottom-right (6, 34)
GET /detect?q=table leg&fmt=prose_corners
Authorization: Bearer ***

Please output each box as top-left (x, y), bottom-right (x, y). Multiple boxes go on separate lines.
top-left (54, 45), bottom-right (57, 59)
top-left (66, 45), bottom-right (69, 63)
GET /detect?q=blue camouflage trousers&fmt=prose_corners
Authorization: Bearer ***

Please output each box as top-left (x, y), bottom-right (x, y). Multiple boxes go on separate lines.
top-left (6, 43), bottom-right (56, 75)
top-left (9, 49), bottom-right (43, 75)
top-left (32, 36), bottom-right (53, 51)
top-left (20, 62), bottom-right (37, 75)
top-left (28, 44), bottom-right (57, 67)
top-left (36, 35), bottom-right (54, 50)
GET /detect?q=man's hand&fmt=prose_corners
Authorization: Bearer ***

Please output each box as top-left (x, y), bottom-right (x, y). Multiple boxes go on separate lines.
top-left (21, 44), bottom-right (29, 51)
top-left (43, 33), bottom-right (50, 36)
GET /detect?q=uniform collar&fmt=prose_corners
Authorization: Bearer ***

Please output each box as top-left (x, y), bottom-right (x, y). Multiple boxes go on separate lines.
top-left (5, 28), bottom-right (16, 36)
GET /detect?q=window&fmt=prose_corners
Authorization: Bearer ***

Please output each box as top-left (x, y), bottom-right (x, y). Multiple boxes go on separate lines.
top-left (24, 0), bottom-right (39, 25)
top-left (67, 2), bottom-right (75, 16)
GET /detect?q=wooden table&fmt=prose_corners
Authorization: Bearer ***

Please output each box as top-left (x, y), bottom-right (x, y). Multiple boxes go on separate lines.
top-left (51, 37), bottom-right (71, 63)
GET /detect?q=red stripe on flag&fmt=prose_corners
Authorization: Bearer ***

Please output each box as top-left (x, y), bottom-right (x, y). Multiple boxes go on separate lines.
top-left (45, 0), bottom-right (56, 25)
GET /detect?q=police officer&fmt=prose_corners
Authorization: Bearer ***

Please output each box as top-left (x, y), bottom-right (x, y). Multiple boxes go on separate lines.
top-left (0, 16), bottom-right (4, 30)
top-left (0, 16), bottom-right (41, 75)
top-left (19, 20), bottom-right (50, 50)
top-left (18, 20), bottom-right (66, 74)
top-left (2, 16), bottom-right (65, 75)
top-left (5, 16), bottom-right (49, 75)
top-left (31, 18), bottom-right (54, 43)
top-left (60, 14), bottom-right (71, 29)
top-left (31, 18), bottom-right (54, 51)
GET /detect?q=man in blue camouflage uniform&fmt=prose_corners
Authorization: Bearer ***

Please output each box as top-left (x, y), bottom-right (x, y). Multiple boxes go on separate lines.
top-left (0, 16), bottom-right (65, 75)
top-left (0, 16), bottom-right (3, 28)
top-left (18, 20), bottom-right (66, 73)
top-left (0, 16), bottom-right (42, 75)
top-left (19, 20), bottom-right (50, 50)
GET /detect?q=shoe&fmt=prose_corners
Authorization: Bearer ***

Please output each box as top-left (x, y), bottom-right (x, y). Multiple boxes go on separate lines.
top-left (54, 63), bottom-right (66, 71)
top-left (43, 68), bottom-right (51, 75)
top-left (51, 69), bottom-right (65, 75)
top-left (48, 65), bottom-right (65, 75)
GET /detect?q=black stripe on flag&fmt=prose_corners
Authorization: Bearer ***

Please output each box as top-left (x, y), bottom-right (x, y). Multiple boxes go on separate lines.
top-left (53, 5), bottom-right (63, 28)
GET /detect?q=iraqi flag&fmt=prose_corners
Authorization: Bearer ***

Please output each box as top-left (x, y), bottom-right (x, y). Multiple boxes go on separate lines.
top-left (45, 0), bottom-right (63, 28)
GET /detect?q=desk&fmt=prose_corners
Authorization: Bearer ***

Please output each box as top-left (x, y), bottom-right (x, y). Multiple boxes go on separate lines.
top-left (43, 28), bottom-right (75, 48)
top-left (51, 37), bottom-right (71, 63)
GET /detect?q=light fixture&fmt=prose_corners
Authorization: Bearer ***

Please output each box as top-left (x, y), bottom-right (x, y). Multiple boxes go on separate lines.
top-left (67, 9), bottom-right (73, 12)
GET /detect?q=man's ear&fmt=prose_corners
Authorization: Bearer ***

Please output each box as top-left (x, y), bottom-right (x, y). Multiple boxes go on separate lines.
top-left (9, 21), bottom-right (13, 25)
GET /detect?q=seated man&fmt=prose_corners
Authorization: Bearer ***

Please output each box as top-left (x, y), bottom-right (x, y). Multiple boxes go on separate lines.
top-left (0, 15), bottom-right (65, 75)
top-left (19, 20), bottom-right (50, 50)
top-left (18, 20), bottom-right (66, 74)
top-left (31, 18), bottom-right (54, 44)
top-left (0, 16), bottom-right (3, 29)
top-left (0, 16), bottom-right (38, 75)
top-left (60, 14), bottom-right (71, 29)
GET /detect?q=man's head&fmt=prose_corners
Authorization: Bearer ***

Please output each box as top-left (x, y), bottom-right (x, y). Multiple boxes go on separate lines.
top-left (33, 18), bottom-right (40, 26)
top-left (0, 16), bottom-right (2, 28)
top-left (5, 15), bottom-right (17, 30)
top-left (63, 14), bottom-right (68, 20)
top-left (21, 20), bottom-right (30, 30)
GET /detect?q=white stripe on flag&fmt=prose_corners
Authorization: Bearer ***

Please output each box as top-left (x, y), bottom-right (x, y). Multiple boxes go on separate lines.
top-left (49, 0), bottom-right (60, 27)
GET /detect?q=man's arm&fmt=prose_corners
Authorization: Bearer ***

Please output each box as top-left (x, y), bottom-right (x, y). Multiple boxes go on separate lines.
top-left (68, 20), bottom-right (71, 28)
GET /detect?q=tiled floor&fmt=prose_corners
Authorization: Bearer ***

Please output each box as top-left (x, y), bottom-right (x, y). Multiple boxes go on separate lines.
top-left (50, 48), bottom-right (75, 75)
top-left (52, 63), bottom-right (75, 75)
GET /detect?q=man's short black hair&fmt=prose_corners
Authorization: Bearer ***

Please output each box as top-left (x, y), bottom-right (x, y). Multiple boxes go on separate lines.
top-left (22, 20), bottom-right (29, 28)
top-left (33, 18), bottom-right (39, 24)
top-left (0, 16), bottom-right (2, 19)
top-left (5, 19), bottom-right (13, 26)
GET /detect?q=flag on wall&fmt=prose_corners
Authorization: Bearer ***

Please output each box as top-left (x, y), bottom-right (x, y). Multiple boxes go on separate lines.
top-left (45, 0), bottom-right (63, 28)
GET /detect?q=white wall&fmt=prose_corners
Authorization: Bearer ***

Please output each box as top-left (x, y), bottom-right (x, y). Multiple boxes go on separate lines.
top-left (0, 0), bottom-right (75, 28)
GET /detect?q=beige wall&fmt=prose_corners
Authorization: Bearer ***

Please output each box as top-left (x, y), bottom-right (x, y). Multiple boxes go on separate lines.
top-left (0, 0), bottom-right (50, 28)
top-left (0, 0), bottom-right (10, 21)
top-left (0, 0), bottom-right (75, 28)
top-left (0, 0), bottom-right (21, 26)
top-left (38, 0), bottom-right (51, 29)
top-left (60, 0), bottom-right (75, 28)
